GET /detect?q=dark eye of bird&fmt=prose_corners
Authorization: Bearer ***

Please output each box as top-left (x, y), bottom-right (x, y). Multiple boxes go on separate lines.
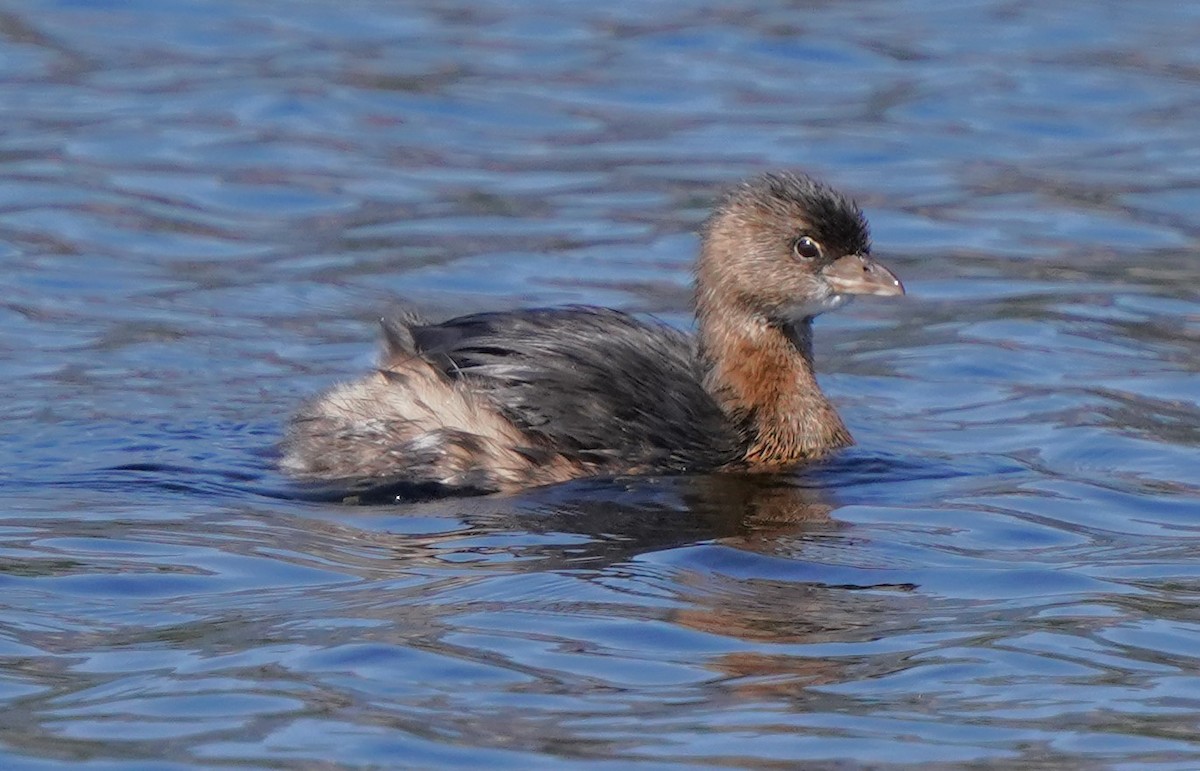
top-left (792, 236), bottom-right (821, 260)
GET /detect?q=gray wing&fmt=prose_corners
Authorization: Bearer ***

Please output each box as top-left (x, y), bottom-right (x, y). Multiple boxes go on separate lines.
top-left (400, 306), bottom-right (742, 471)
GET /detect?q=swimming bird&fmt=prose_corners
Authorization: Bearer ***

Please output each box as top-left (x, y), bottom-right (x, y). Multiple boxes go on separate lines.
top-left (281, 171), bottom-right (904, 494)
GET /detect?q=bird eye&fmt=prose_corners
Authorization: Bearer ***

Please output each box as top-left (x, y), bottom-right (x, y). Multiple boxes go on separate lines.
top-left (792, 236), bottom-right (821, 260)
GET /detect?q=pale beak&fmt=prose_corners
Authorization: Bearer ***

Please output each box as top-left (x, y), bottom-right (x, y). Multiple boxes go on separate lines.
top-left (821, 253), bottom-right (905, 297)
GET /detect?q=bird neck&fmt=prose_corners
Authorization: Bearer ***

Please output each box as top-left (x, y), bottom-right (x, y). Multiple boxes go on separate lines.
top-left (696, 293), bottom-right (852, 465)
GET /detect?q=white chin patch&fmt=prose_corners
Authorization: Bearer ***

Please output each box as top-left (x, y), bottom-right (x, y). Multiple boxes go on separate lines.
top-left (784, 293), bottom-right (851, 321)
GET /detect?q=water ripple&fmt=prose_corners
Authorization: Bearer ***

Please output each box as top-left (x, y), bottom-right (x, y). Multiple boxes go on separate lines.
top-left (1, 0), bottom-right (1199, 766)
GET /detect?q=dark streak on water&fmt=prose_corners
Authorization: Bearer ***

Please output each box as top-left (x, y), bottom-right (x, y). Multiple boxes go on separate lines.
top-left (1, 0), bottom-right (1199, 767)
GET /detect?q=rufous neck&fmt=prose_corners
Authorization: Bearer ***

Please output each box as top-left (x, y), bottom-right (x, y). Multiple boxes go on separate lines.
top-left (697, 292), bottom-right (851, 465)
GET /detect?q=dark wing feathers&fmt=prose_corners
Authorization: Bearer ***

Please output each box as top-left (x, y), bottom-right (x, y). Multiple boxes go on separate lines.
top-left (405, 306), bottom-right (741, 471)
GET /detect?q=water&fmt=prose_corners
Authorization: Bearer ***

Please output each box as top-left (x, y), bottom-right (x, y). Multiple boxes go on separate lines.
top-left (2, 0), bottom-right (1199, 766)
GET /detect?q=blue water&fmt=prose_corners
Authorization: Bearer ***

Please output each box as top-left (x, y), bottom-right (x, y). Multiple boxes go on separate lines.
top-left (2, 0), bottom-right (1199, 766)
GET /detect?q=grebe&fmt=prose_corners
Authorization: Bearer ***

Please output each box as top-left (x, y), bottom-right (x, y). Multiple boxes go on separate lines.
top-left (282, 172), bottom-right (904, 494)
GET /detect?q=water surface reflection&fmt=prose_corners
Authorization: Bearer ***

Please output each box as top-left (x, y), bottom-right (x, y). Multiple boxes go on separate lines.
top-left (2, 0), bottom-right (1199, 766)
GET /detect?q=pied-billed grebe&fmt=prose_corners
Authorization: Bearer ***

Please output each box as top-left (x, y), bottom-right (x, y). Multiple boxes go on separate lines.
top-left (281, 171), bottom-right (904, 494)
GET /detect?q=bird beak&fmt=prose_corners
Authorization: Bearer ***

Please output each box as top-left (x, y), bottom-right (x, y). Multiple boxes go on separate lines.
top-left (821, 253), bottom-right (905, 297)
